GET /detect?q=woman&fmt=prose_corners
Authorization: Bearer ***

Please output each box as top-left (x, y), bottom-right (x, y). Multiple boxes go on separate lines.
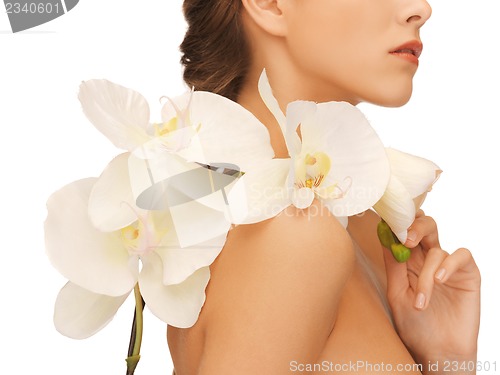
top-left (167, 0), bottom-right (481, 374)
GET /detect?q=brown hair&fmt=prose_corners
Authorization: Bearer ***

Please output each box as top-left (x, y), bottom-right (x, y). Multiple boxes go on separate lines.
top-left (180, 0), bottom-right (249, 101)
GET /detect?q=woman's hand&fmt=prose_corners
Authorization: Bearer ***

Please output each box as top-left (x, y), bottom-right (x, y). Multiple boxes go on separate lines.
top-left (383, 210), bottom-right (481, 374)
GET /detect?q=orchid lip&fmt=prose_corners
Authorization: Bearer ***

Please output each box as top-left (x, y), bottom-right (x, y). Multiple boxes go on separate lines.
top-left (390, 40), bottom-right (423, 58)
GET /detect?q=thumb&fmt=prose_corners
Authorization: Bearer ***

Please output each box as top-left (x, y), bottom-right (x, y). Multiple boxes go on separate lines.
top-left (382, 244), bottom-right (409, 299)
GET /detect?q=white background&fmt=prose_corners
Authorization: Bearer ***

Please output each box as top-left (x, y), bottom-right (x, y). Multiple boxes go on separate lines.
top-left (1, 1), bottom-right (499, 374)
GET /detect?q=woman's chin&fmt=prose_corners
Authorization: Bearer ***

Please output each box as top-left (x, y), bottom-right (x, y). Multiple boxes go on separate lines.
top-left (363, 85), bottom-right (414, 108)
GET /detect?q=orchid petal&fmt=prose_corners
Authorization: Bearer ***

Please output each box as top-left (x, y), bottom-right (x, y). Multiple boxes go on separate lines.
top-left (156, 233), bottom-right (226, 285)
top-left (413, 192), bottom-right (428, 211)
top-left (130, 149), bottom-right (237, 223)
top-left (160, 126), bottom-right (198, 152)
top-left (45, 178), bottom-right (139, 296)
top-left (88, 153), bottom-right (142, 232)
top-left (144, 210), bottom-right (224, 285)
top-left (321, 195), bottom-right (354, 219)
top-left (139, 253), bottom-right (210, 328)
top-left (161, 91), bottom-right (191, 125)
top-left (54, 281), bottom-right (129, 339)
top-left (258, 69), bottom-right (287, 136)
top-left (191, 166), bottom-right (242, 212)
top-left (299, 102), bottom-right (390, 216)
top-left (184, 91), bottom-right (275, 170)
top-left (169, 199), bottom-right (232, 248)
top-left (78, 79), bottom-right (151, 151)
top-left (285, 100), bottom-right (317, 156)
top-left (227, 158), bottom-right (291, 224)
top-left (373, 176), bottom-right (416, 244)
top-left (386, 148), bottom-right (442, 199)
top-left (128, 149), bottom-right (199, 209)
top-left (291, 187), bottom-right (315, 209)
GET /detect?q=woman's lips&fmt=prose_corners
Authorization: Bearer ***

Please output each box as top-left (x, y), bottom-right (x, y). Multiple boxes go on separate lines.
top-left (390, 41), bottom-right (423, 65)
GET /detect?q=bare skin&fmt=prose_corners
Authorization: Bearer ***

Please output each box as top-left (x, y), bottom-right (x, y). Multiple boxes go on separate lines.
top-left (168, 0), bottom-right (480, 373)
top-left (168, 208), bottom-right (420, 375)
top-left (168, 208), bottom-right (480, 375)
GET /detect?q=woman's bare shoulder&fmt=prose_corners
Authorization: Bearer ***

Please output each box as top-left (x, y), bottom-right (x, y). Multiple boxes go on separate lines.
top-left (196, 200), bottom-right (356, 374)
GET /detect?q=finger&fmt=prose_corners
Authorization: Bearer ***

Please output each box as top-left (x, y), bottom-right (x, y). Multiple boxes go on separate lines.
top-left (414, 247), bottom-right (448, 310)
top-left (382, 243), bottom-right (409, 301)
top-left (434, 247), bottom-right (479, 284)
top-left (415, 209), bottom-right (425, 218)
top-left (405, 215), bottom-right (440, 250)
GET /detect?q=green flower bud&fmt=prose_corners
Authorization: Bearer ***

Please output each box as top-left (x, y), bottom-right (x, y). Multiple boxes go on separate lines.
top-left (390, 243), bottom-right (412, 263)
top-left (377, 220), bottom-right (396, 249)
top-left (377, 220), bottom-right (412, 263)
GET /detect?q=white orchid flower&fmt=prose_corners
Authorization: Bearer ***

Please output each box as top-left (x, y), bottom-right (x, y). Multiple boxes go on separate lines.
top-left (47, 79), bottom-right (280, 337)
top-left (373, 148), bottom-right (442, 244)
top-left (78, 78), bottom-right (274, 170)
top-left (78, 79), bottom-right (274, 246)
top-left (227, 71), bottom-right (390, 226)
top-left (45, 155), bottom-right (225, 337)
top-left (76, 79), bottom-right (190, 153)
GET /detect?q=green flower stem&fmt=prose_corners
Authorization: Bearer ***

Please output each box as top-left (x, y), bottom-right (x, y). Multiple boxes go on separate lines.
top-left (126, 284), bottom-right (145, 375)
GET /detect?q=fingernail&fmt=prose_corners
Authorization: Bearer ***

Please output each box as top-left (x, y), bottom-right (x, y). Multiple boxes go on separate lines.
top-left (415, 292), bottom-right (426, 309)
top-left (435, 268), bottom-right (446, 281)
top-left (407, 230), bottom-right (417, 243)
